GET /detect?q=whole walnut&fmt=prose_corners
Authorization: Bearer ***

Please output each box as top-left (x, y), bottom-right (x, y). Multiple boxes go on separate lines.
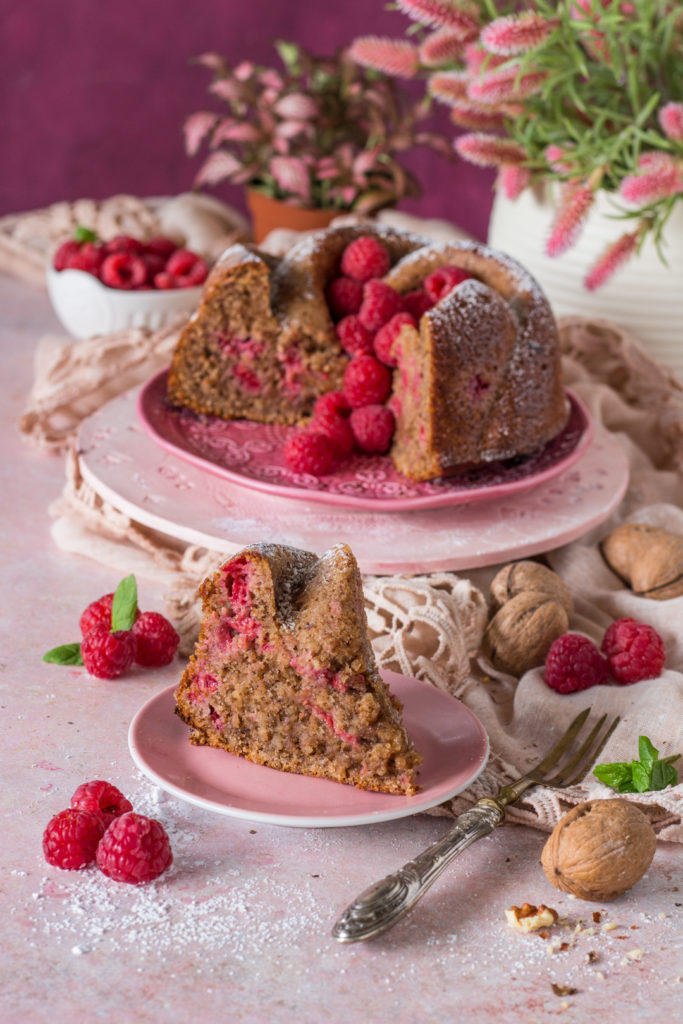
top-left (482, 561), bottom-right (573, 675)
top-left (482, 592), bottom-right (569, 676)
top-left (490, 561), bottom-right (573, 614)
top-left (541, 799), bottom-right (656, 902)
top-left (601, 523), bottom-right (683, 600)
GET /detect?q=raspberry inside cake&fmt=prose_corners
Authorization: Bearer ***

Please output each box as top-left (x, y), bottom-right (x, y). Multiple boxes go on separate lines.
top-left (174, 542), bottom-right (422, 795)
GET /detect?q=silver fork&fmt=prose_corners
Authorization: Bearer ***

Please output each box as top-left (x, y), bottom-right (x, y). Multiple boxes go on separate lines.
top-left (332, 707), bottom-right (619, 943)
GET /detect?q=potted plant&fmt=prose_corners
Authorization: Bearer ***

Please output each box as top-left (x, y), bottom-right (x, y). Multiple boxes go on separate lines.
top-left (184, 40), bottom-right (452, 242)
top-left (350, 1), bottom-right (683, 374)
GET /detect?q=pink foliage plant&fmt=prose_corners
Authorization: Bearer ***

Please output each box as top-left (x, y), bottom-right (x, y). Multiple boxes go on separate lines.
top-left (351, 1), bottom-right (683, 288)
top-left (186, 40), bottom-right (452, 215)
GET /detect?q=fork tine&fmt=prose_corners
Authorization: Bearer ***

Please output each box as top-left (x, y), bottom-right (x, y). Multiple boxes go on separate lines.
top-left (544, 713), bottom-right (609, 786)
top-left (531, 707), bottom-right (592, 775)
top-left (558, 714), bottom-right (620, 788)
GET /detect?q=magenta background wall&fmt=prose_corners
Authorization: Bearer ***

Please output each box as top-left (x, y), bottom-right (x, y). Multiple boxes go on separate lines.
top-left (2, 0), bottom-right (496, 240)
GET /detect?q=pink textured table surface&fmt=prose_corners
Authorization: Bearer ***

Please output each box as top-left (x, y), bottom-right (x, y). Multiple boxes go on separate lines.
top-left (1, 276), bottom-right (681, 1024)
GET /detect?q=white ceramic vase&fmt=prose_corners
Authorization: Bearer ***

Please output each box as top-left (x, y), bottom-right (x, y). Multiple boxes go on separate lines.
top-left (487, 185), bottom-right (683, 383)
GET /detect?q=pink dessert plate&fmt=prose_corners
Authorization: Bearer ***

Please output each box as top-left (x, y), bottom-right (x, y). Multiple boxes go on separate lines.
top-left (128, 672), bottom-right (489, 828)
top-left (137, 370), bottom-right (593, 511)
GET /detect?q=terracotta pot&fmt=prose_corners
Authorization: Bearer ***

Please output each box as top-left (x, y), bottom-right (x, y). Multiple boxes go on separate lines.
top-left (246, 189), bottom-right (339, 244)
top-left (487, 184), bottom-right (683, 382)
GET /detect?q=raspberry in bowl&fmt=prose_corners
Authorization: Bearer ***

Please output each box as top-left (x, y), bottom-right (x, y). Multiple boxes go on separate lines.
top-left (46, 227), bottom-right (209, 339)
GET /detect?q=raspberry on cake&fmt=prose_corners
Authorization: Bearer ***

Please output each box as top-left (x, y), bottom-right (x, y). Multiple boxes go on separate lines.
top-left (167, 222), bottom-right (568, 482)
top-left (174, 542), bottom-right (422, 795)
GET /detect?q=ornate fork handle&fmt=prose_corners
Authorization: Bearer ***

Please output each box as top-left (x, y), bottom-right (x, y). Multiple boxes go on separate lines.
top-left (332, 799), bottom-right (505, 943)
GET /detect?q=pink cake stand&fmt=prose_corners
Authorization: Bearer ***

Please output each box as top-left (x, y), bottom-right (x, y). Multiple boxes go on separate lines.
top-left (78, 382), bottom-right (629, 574)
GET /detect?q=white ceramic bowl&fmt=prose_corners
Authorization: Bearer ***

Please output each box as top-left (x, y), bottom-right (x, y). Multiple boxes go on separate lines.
top-left (46, 265), bottom-right (203, 339)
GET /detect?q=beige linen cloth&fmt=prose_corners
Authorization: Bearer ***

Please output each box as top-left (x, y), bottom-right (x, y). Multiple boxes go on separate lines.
top-left (14, 207), bottom-right (683, 842)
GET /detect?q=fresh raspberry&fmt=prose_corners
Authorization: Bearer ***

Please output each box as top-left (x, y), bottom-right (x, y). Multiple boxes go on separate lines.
top-left (81, 625), bottom-right (137, 679)
top-left (601, 617), bottom-right (666, 684)
top-left (132, 611), bottom-right (180, 667)
top-left (340, 236), bottom-right (391, 283)
top-left (284, 430), bottom-right (340, 476)
top-left (402, 288), bottom-right (434, 320)
top-left (142, 251), bottom-right (166, 284)
top-left (544, 633), bottom-right (609, 694)
top-left (66, 242), bottom-right (105, 276)
top-left (335, 315), bottom-right (375, 357)
top-left (374, 312), bottom-right (417, 367)
top-left (104, 234), bottom-right (144, 254)
top-left (144, 236), bottom-right (178, 259)
top-left (423, 265), bottom-right (472, 303)
top-left (349, 404), bottom-right (396, 454)
top-left (165, 248), bottom-right (209, 286)
top-left (80, 593), bottom-right (115, 636)
top-left (71, 780), bottom-right (133, 827)
top-left (358, 280), bottom-right (403, 332)
top-left (310, 413), bottom-right (354, 459)
top-left (43, 808), bottom-right (105, 870)
top-left (96, 812), bottom-right (173, 884)
top-left (342, 354), bottom-right (393, 409)
top-left (326, 276), bottom-right (364, 319)
top-left (53, 239), bottom-right (82, 271)
top-left (100, 251), bottom-right (148, 290)
top-left (313, 390), bottom-right (350, 421)
top-left (153, 272), bottom-right (178, 289)
top-left (79, 593), bottom-right (139, 636)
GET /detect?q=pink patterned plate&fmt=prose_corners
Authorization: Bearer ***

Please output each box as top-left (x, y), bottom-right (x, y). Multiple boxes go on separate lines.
top-left (128, 672), bottom-right (489, 828)
top-left (137, 370), bottom-right (593, 511)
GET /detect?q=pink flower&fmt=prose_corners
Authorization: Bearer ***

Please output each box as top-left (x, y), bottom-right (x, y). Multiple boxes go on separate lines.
top-left (546, 183), bottom-right (595, 257)
top-left (468, 66), bottom-right (547, 105)
top-left (455, 133), bottom-right (528, 167)
top-left (658, 102), bottom-right (683, 142)
top-left (584, 230), bottom-right (641, 290)
top-left (620, 153), bottom-right (682, 205)
top-left (449, 101), bottom-right (506, 133)
top-left (428, 71), bottom-right (469, 105)
top-left (545, 144), bottom-right (575, 173)
top-left (194, 150), bottom-right (243, 187)
top-left (349, 37), bottom-right (419, 78)
top-left (396, 0), bottom-right (480, 38)
top-left (497, 164), bottom-right (531, 200)
top-left (464, 43), bottom-right (506, 76)
top-left (184, 112), bottom-right (218, 156)
top-left (270, 155), bottom-right (311, 202)
top-left (419, 28), bottom-right (468, 67)
top-left (481, 13), bottom-right (559, 56)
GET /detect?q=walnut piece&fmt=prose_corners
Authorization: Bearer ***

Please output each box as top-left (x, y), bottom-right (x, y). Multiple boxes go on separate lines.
top-left (505, 902), bottom-right (559, 932)
top-left (482, 591), bottom-right (569, 676)
top-left (541, 799), bottom-right (656, 902)
top-left (601, 523), bottom-right (683, 600)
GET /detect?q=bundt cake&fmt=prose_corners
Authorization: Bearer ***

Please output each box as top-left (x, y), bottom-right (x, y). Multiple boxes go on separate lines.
top-left (167, 221), bottom-right (567, 481)
top-left (174, 541), bottom-right (422, 795)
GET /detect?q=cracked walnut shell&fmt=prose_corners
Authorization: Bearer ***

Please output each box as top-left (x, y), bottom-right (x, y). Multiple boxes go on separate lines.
top-left (489, 561), bottom-right (573, 614)
top-left (541, 799), bottom-right (656, 902)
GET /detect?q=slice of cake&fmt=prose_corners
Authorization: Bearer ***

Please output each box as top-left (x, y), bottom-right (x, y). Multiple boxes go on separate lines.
top-left (174, 542), bottom-right (422, 795)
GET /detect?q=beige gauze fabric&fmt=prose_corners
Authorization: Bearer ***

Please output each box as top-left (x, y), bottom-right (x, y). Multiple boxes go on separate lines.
top-left (17, 219), bottom-right (683, 842)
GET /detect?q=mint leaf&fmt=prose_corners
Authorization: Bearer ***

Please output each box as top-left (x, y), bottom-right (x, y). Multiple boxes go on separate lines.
top-left (43, 643), bottom-right (84, 666)
top-left (593, 762), bottom-right (635, 792)
top-left (638, 735), bottom-right (658, 771)
top-left (73, 224), bottom-right (98, 243)
top-left (631, 759), bottom-right (652, 793)
top-left (595, 736), bottom-right (680, 793)
top-left (650, 760), bottom-right (677, 791)
top-left (111, 574), bottom-right (138, 631)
